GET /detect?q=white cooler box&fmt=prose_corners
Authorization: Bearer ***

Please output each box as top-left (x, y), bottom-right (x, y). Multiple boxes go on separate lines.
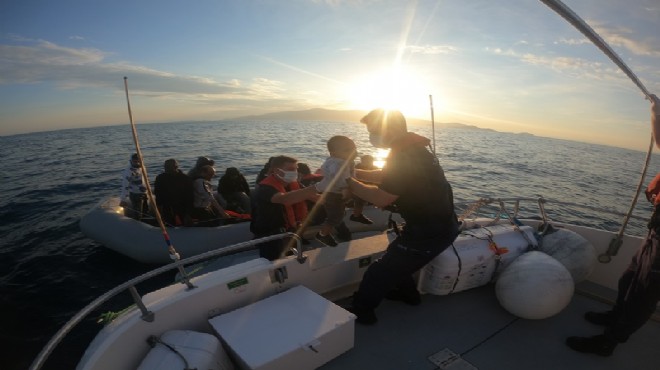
top-left (209, 285), bottom-right (355, 370)
top-left (137, 329), bottom-right (235, 370)
top-left (419, 224), bottom-right (537, 295)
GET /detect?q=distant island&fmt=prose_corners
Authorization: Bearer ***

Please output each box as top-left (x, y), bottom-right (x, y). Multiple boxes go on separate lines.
top-left (229, 107), bottom-right (513, 133)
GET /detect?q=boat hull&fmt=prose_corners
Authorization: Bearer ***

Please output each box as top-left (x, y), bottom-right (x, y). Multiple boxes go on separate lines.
top-left (79, 197), bottom-right (396, 264)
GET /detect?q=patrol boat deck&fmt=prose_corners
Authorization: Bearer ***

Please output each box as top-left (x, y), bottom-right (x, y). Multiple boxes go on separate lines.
top-left (30, 198), bottom-right (660, 370)
top-left (323, 283), bottom-right (659, 370)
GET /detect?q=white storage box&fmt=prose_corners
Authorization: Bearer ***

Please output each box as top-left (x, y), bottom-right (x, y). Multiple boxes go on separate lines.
top-left (209, 285), bottom-right (355, 370)
top-left (137, 329), bottom-right (234, 370)
top-left (419, 224), bottom-right (537, 295)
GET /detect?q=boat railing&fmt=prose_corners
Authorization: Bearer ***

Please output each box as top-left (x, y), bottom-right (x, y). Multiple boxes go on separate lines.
top-left (455, 196), bottom-right (648, 224)
top-left (32, 196), bottom-right (648, 370)
top-left (29, 232), bottom-right (304, 370)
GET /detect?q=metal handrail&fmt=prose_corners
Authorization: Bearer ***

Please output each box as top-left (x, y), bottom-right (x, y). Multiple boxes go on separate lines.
top-left (30, 232), bottom-right (302, 370)
top-left (454, 196), bottom-right (648, 223)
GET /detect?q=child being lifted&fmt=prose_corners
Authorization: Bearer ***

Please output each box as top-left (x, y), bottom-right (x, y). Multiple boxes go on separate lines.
top-left (314, 135), bottom-right (372, 246)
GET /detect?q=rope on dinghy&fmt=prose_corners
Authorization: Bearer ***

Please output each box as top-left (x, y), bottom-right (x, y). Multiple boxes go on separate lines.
top-left (539, 0), bottom-right (655, 262)
top-left (497, 200), bottom-right (539, 249)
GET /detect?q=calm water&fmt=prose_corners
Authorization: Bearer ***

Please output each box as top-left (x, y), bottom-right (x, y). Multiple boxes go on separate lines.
top-left (1, 120), bottom-right (659, 369)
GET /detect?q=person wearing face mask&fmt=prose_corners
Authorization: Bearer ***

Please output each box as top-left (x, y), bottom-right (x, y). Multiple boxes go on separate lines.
top-left (344, 109), bottom-right (460, 325)
top-left (250, 155), bottom-right (320, 260)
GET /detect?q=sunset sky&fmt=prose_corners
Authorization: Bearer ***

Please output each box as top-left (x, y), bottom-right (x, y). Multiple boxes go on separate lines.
top-left (1, 0), bottom-right (659, 150)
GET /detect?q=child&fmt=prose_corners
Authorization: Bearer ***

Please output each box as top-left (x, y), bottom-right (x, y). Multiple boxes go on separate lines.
top-left (313, 136), bottom-right (362, 246)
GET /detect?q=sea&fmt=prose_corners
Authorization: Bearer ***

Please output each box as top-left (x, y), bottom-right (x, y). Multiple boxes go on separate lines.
top-left (1, 120), bottom-right (659, 370)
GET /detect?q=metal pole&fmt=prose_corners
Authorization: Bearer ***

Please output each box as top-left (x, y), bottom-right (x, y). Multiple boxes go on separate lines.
top-left (429, 94), bottom-right (437, 156)
top-left (123, 77), bottom-right (195, 288)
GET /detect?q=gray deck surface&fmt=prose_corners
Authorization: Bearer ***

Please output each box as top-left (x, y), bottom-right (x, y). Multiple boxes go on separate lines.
top-left (321, 285), bottom-right (659, 370)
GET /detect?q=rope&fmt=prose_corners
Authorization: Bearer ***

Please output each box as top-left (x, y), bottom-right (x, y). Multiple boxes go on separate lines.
top-left (462, 227), bottom-right (505, 282)
top-left (448, 243), bottom-right (461, 294)
top-left (429, 94), bottom-right (437, 156)
top-left (600, 135), bottom-right (655, 263)
top-left (539, 0), bottom-right (655, 262)
top-left (457, 198), bottom-right (491, 221)
top-left (498, 200), bottom-right (538, 249)
top-left (460, 317), bottom-right (520, 357)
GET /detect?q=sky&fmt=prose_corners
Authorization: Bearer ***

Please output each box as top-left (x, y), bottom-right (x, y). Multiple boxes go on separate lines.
top-left (1, 0), bottom-right (659, 150)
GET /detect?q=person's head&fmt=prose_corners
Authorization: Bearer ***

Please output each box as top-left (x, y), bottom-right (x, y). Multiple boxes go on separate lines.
top-left (359, 154), bottom-right (375, 168)
top-left (297, 162), bottom-right (312, 176)
top-left (360, 109), bottom-right (407, 148)
top-left (225, 167), bottom-right (240, 178)
top-left (195, 156), bottom-right (214, 168)
top-left (269, 155), bottom-right (298, 183)
top-left (164, 158), bottom-right (179, 174)
top-left (130, 153), bottom-right (141, 167)
top-left (199, 165), bottom-right (216, 180)
top-left (327, 135), bottom-right (357, 160)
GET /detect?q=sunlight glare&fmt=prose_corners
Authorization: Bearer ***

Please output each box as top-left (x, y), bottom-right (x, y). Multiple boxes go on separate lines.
top-left (373, 148), bottom-right (390, 169)
top-left (347, 67), bottom-right (430, 119)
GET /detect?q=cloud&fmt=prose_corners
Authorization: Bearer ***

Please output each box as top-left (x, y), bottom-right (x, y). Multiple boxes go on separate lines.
top-left (556, 38), bottom-right (590, 46)
top-left (595, 25), bottom-right (660, 58)
top-left (407, 44), bottom-right (457, 55)
top-left (0, 38), bottom-right (280, 103)
top-left (487, 47), bottom-right (625, 84)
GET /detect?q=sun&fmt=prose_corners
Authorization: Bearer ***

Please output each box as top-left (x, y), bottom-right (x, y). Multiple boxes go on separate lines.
top-left (345, 66), bottom-right (433, 119)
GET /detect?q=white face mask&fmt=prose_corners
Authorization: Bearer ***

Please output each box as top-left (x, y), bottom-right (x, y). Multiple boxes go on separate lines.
top-left (277, 169), bottom-right (298, 183)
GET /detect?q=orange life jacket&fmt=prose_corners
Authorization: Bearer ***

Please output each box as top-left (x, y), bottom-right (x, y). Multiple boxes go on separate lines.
top-left (259, 175), bottom-right (308, 230)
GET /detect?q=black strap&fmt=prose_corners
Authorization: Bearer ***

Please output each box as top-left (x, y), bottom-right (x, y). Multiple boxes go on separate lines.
top-left (388, 212), bottom-right (400, 237)
top-left (147, 335), bottom-right (196, 370)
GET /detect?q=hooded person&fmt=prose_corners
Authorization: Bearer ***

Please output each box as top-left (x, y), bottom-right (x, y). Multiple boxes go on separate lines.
top-left (188, 156), bottom-right (215, 179)
top-left (154, 158), bottom-right (194, 226)
top-left (218, 167), bottom-right (251, 214)
top-left (344, 108), bottom-right (460, 325)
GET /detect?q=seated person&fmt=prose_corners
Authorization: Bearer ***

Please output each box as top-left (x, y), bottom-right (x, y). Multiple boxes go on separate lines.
top-left (191, 165), bottom-right (228, 226)
top-left (297, 162), bottom-right (323, 187)
top-left (120, 153), bottom-right (149, 220)
top-left (188, 156), bottom-right (215, 179)
top-left (154, 159), bottom-right (193, 226)
top-left (255, 157), bottom-right (275, 188)
top-left (218, 167), bottom-right (251, 214)
top-left (251, 155), bottom-right (319, 260)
